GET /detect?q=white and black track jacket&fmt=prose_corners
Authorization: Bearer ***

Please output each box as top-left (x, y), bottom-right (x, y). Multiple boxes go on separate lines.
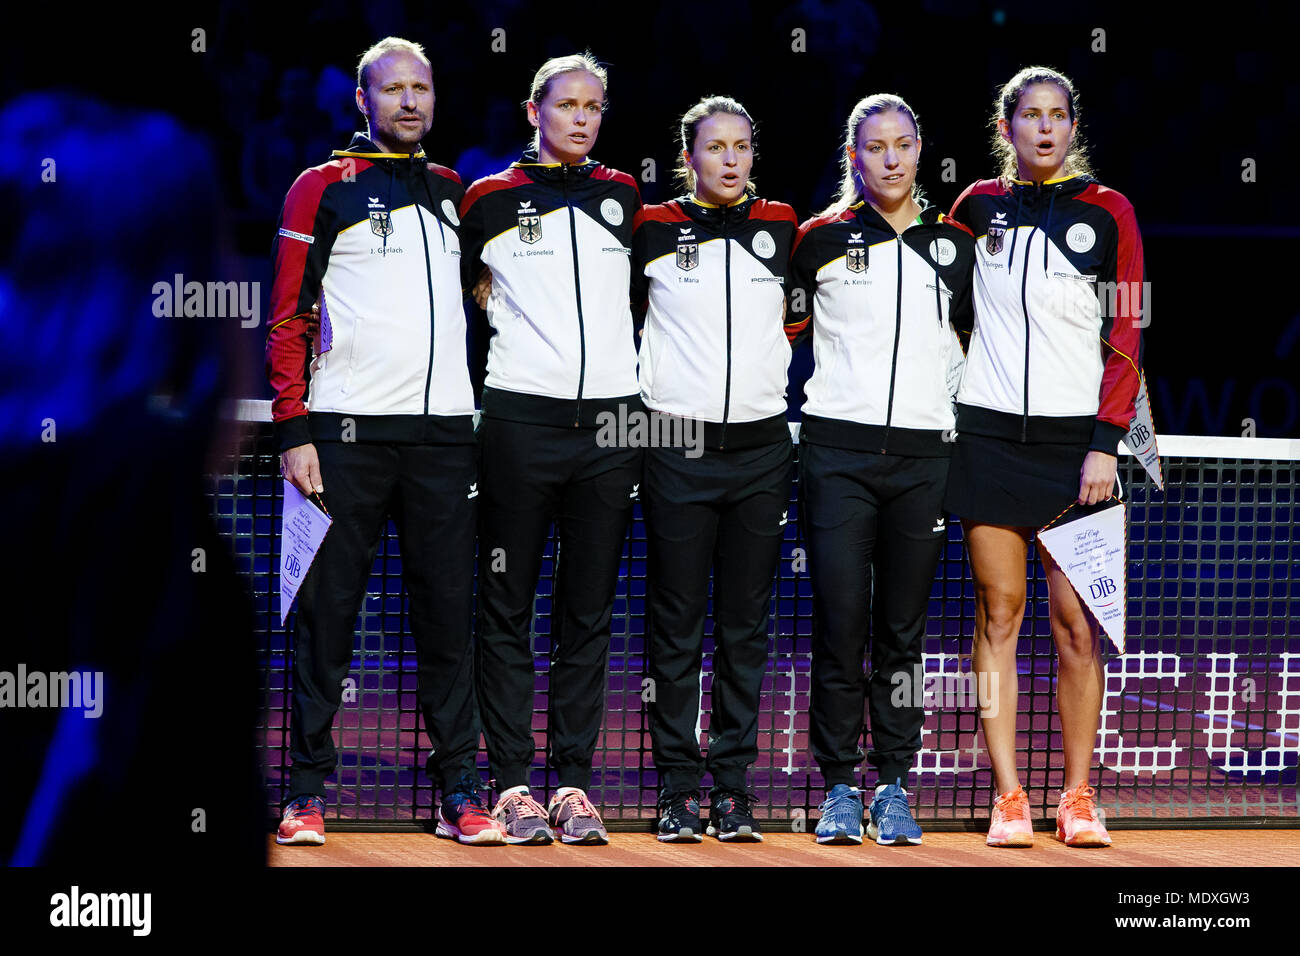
top-left (265, 133), bottom-right (474, 452)
top-left (459, 149), bottom-right (643, 427)
top-left (947, 174), bottom-right (1145, 452)
top-left (631, 195), bottom-right (797, 450)
top-left (786, 199), bottom-right (975, 456)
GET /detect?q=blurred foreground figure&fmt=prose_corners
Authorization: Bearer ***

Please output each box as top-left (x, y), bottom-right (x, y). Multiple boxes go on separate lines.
top-left (0, 93), bottom-right (264, 866)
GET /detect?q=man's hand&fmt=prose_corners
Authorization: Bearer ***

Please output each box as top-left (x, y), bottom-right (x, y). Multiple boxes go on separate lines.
top-left (472, 267), bottom-right (493, 310)
top-left (282, 442), bottom-right (324, 497)
top-left (1078, 450), bottom-right (1117, 506)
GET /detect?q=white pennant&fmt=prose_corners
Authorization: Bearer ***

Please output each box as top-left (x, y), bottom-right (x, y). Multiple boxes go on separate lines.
top-left (1122, 370), bottom-right (1163, 490)
top-left (1037, 503), bottom-right (1127, 653)
top-left (280, 481), bottom-right (333, 625)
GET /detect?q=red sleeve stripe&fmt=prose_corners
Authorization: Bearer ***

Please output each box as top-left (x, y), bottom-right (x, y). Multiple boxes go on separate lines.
top-left (425, 162), bottom-right (462, 185)
top-left (461, 167), bottom-right (532, 215)
top-left (1076, 183), bottom-right (1144, 427)
top-left (634, 202), bottom-right (691, 229)
top-left (750, 200), bottom-right (798, 224)
top-left (942, 216), bottom-right (973, 237)
top-left (266, 159), bottom-right (356, 425)
top-left (792, 209), bottom-right (850, 255)
top-left (592, 165), bottom-right (642, 203)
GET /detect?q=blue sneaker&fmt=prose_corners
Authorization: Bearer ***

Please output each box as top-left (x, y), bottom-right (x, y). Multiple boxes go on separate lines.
top-left (815, 784), bottom-right (863, 845)
top-left (867, 779), bottom-right (922, 845)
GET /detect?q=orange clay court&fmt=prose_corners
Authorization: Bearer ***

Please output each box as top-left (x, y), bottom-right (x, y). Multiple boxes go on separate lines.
top-left (269, 830), bottom-right (1300, 867)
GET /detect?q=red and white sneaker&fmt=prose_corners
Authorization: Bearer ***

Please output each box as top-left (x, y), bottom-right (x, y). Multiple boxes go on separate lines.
top-left (435, 789), bottom-right (507, 845)
top-left (1056, 783), bottom-right (1112, 847)
top-left (277, 795), bottom-right (326, 845)
top-left (986, 784), bottom-right (1034, 848)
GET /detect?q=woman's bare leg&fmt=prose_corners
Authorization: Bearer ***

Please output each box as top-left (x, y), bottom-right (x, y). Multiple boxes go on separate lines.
top-left (1042, 545), bottom-right (1104, 789)
top-left (964, 521), bottom-right (1032, 794)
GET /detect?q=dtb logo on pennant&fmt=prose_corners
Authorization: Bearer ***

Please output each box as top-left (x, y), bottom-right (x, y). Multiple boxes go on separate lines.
top-left (1037, 502), bottom-right (1127, 653)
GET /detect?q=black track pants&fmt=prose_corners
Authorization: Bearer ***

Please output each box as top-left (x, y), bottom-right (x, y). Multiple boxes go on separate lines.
top-left (642, 438), bottom-right (794, 796)
top-left (289, 441), bottom-right (479, 800)
top-left (800, 442), bottom-right (949, 788)
top-left (475, 417), bottom-right (642, 790)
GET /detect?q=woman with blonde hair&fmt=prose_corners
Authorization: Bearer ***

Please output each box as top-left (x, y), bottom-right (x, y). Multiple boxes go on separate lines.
top-left (788, 93), bottom-right (974, 846)
top-left (458, 52), bottom-right (643, 846)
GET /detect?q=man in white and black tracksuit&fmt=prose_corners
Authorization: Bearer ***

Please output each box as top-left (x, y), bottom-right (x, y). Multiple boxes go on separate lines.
top-left (786, 200), bottom-right (974, 799)
top-left (266, 43), bottom-right (503, 845)
top-left (457, 149), bottom-right (643, 802)
top-left (632, 195), bottom-right (797, 827)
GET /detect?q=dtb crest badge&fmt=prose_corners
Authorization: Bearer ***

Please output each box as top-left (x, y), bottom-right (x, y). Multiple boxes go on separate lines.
top-left (846, 247), bottom-right (867, 273)
top-left (676, 242), bottom-right (698, 271)
top-left (369, 211), bottom-right (393, 237)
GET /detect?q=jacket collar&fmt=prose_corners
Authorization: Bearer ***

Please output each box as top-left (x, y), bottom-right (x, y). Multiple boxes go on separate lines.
top-left (512, 146), bottom-right (597, 184)
top-left (331, 132), bottom-right (427, 167)
top-left (850, 195), bottom-right (943, 233)
top-left (677, 192), bottom-right (756, 230)
top-left (1006, 171), bottom-right (1092, 198)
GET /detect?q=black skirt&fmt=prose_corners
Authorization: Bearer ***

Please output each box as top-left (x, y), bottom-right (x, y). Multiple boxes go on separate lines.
top-left (944, 431), bottom-right (1103, 528)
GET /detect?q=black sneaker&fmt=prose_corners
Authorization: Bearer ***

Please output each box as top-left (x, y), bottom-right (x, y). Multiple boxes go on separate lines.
top-left (707, 790), bottom-right (763, 842)
top-left (657, 790), bottom-right (703, 843)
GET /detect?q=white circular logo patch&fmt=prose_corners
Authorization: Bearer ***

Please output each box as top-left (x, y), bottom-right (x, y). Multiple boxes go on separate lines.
top-left (441, 199), bottom-right (460, 226)
top-left (1066, 222), bottom-right (1096, 253)
top-left (929, 237), bottom-right (957, 266)
top-left (752, 230), bottom-right (775, 259)
top-left (601, 198), bottom-right (624, 226)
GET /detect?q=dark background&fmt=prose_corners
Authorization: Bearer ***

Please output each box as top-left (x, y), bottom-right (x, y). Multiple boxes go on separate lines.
top-left (9, 0), bottom-right (1296, 437)
top-left (1, 0), bottom-right (1297, 871)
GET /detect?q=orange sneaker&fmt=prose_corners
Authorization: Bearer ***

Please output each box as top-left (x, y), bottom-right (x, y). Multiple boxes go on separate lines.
top-left (986, 784), bottom-right (1034, 847)
top-left (1056, 783), bottom-right (1112, 847)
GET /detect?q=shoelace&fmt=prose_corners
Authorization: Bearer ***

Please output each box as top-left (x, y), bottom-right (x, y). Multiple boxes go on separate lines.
top-left (500, 792), bottom-right (546, 819)
top-left (818, 789), bottom-right (859, 817)
top-left (287, 796), bottom-right (323, 818)
top-left (1060, 785), bottom-right (1098, 821)
top-left (876, 788), bottom-right (913, 821)
top-left (448, 790), bottom-right (489, 815)
top-left (994, 786), bottom-right (1030, 821)
top-left (716, 791), bottom-right (759, 818)
top-left (559, 790), bottom-right (597, 819)
top-left (664, 792), bottom-right (700, 817)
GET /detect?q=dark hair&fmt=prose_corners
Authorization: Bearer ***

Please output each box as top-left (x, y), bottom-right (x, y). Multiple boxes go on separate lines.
top-left (674, 95), bottom-right (757, 195)
top-left (820, 93), bottom-right (923, 216)
top-left (992, 66), bottom-right (1093, 183)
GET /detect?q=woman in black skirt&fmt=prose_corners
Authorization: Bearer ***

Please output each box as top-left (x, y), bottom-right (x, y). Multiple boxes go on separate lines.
top-left (787, 93), bottom-right (974, 846)
top-left (945, 66), bottom-right (1146, 848)
top-left (632, 95), bottom-right (797, 843)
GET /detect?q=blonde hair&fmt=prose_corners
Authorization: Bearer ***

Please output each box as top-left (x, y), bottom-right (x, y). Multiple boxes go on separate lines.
top-left (526, 52), bottom-right (609, 152)
top-left (992, 66), bottom-right (1093, 185)
top-left (673, 95), bottom-right (757, 196)
top-left (820, 93), bottom-right (922, 217)
top-left (356, 37), bottom-right (431, 92)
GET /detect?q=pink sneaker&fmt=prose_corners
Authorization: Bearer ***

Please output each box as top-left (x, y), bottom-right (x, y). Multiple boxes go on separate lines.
top-left (986, 785), bottom-right (1034, 848)
top-left (1056, 783), bottom-right (1112, 847)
